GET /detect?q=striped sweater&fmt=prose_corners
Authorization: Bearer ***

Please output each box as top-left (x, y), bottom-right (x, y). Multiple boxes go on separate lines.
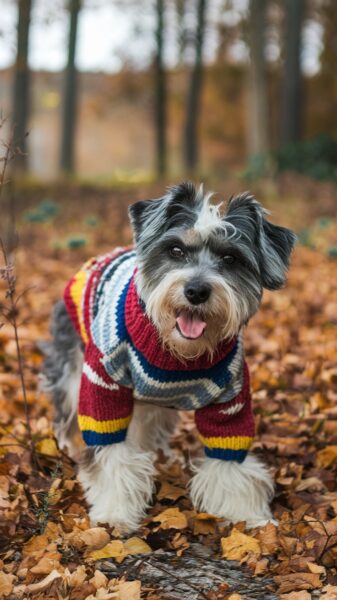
top-left (63, 248), bottom-right (255, 462)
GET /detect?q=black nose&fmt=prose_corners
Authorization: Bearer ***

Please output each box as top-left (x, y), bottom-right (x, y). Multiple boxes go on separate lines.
top-left (184, 281), bottom-right (211, 305)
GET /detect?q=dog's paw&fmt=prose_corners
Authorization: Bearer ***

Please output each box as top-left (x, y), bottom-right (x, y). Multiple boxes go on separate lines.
top-left (89, 508), bottom-right (140, 534)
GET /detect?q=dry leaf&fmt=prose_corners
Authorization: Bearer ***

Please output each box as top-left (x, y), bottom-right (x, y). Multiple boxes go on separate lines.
top-left (25, 569), bottom-right (63, 593)
top-left (307, 561), bottom-right (326, 575)
top-left (317, 446), bottom-right (337, 468)
top-left (0, 572), bottom-right (15, 596)
top-left (153, 507), bottom-right (188, 530)
top-left (118, 580), bottom-right (141, 600)
top-left (66, 565), bottom-right (87, 587)
top-left (30, 551), bottom-right (62, 574)
top-left (280, 592), bottom-right (312, 600)
top-left (89, 540), bottom-right (125, 561)
top-left (74, 527), bottom-right (110, 550)
top-left (321, 584), bottom-right (337, 599)
top-left (123, 537), bottom-right (152, 556)
top-left (221, 528), bottom-right (261, 561)
top-left (36, 438), bottom-right (60, 457)
top-left (157, 481), bottom-right (187, 501)
top-left (274, 572), bottom-right (322, 594)
top-left (254, 558), bottom-right (269, 576)
top-left (228, 595), bottom-right (244, 600)
top-left (89, 569), bottom-right (108, 589)
top-left (256, 522), bottom-right (278, 555)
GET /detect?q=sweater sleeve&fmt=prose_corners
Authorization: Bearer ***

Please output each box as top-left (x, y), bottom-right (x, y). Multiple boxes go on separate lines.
top-left (194, 362), bottom-right (254, 463)
top-left (78, 340), bottom-right (134, 446)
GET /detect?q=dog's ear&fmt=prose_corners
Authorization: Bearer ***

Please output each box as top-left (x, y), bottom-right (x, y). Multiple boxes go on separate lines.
top-left (129, 182), bottom-right (197, 242)
top-left (226, 193), bottom-right (296, 290)
top-left (128, 198), bottom-right (164, 242)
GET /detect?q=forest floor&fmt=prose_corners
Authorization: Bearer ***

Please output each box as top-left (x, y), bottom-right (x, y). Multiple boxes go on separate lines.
top-left (0, 184), bottom-right (337, 600)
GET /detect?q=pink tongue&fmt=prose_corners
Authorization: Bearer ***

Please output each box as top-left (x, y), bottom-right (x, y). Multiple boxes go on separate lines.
top-left (176, 311), bottom-right (206, 339)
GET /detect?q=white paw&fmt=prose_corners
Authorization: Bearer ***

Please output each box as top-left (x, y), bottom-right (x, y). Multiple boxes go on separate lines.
top-left (190, 454), bottom-right (275, 528)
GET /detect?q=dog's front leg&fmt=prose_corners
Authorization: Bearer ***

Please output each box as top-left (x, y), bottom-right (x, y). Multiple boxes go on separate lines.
top-left (189, 454), bottom-right (275, 528)
top-left (78, 441), bottom-right (155, 532)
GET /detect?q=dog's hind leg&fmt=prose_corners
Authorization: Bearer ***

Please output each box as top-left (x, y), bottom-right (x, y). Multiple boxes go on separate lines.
top-left (128, 404), bottom-right (180, 457)
top-left (40, 300), bottom-right (83, 459)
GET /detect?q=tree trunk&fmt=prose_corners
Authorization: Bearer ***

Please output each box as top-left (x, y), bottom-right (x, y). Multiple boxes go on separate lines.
top-left (281, 0), bottom-right (305, 146)
top-left (183, 0), bottom-right (207, 173)
top-left (155, 0), bottom-right (167, 178)
top-left (12, 0), bottom-right (32, 171)
top-left (60, 0), bottom-right (81, 174)
top-left (248, 0), bottom-right (269, 157)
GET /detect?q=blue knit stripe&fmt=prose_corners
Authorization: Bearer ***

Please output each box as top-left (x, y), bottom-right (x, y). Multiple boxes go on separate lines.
top-left (93, 250), bottom-right (135, 318)
top-left (204, 447), bottom-right (247, 463)
top-left (82, 428), bottom-right (127, 446)
top-left (128, 339), bottom-right (236, 386)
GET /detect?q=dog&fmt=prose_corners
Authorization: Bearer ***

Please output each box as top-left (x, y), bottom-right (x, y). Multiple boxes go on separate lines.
top-left (42, 182), bottom-right (296, 532)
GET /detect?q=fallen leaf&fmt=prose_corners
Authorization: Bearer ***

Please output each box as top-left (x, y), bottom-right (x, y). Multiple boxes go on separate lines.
top-left (30, 551), bottom-right (62, 574)
top-left (73, 526), bottom-right (110, 550)
top-left (89, 540), bottom-right (125, 561)
top-left (89, 569), bottom-right (108, 589)
top-left (307, 561), bottom-right (326, 575)
top-left (317, 446), bottom-right (337, 468)
top-left (221, 528), bottom-right (261, 561)
top-left (274, 572), bottom-right (322, 594)
top-left (118, 580), bottom-right (141, 600)
top-left (25, 569), bottom-right (63, 593)
top-left (254, 558), bottom-right (269, 576)
top-left (35, 438), bottom-right (60, 457)
top-left (153, 507), bottom-right (188, 530)
top-left (157, 481), bottom-right (187, 501)
top-left (0, 572), bottom-right (15, 596)
top-left (280, 592), bottom-right (312, 600)
top-left (123, 537), bottom-right (152, 556)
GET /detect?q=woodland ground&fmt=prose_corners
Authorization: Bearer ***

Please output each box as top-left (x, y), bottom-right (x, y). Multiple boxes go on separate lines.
top-left (0, 182), bottom-right (337, 600)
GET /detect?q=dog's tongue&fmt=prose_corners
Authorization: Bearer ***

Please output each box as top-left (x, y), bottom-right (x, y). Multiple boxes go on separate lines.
top-left (176, 310), bottom-right (206, 339)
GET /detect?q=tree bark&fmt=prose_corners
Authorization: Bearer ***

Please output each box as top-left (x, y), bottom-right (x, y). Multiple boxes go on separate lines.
top-left (281, 0), bottom-right (305, 146)
top-left (60, 0), bottom-right (81, 174)
top-left (248, 0), bottom-right (269, 157)
top-left (183, 0), bottom-right (207, 173)
top-left (155, 0), bottom-right (167, 178)
top-left (12, 0), bottom-right (33, 171)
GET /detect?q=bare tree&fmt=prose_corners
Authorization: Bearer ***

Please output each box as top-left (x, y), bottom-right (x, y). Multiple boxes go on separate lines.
top-left (12, 0), bottom-right (33, 171)
top-left (281, 0), bottom-right (305, 145)
top-left (155, 0), bottom-right (167, 178)
top-left (60, 0), bottom-right (81, 174)
top-left (183, 0), bottom-right (207, 173)
top-left (247, 0), bottom-right (269, 157)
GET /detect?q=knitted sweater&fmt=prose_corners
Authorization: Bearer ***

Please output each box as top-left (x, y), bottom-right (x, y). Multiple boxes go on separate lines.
top-left (63, 248), bottom-right (255, 462)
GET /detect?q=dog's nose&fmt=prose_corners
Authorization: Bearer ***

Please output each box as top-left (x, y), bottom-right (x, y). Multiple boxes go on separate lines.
top-left (184, 281), bottom-right (211, 305)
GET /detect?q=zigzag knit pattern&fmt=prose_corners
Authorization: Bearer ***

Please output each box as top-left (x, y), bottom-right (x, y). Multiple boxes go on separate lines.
top-left (63, 248), bottom-right (255, 462)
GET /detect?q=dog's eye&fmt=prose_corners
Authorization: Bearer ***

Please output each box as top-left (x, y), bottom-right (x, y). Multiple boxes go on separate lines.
top-left (222, 254), bottom-right (236, 265)
top-left (170, 246), bottom-right (185, 259)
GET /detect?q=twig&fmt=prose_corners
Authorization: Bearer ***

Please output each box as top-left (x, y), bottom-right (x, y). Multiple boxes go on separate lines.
top-left (0, 124), bottom-right (38, 470)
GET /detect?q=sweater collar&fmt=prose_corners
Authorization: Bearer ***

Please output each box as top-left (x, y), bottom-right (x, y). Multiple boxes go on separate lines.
top-left (124, 273), bottom-right (237, 371)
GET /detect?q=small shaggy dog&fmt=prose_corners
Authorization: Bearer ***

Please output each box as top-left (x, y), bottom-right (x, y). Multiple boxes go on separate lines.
top-left (42, 182), bottom-right (295, 532)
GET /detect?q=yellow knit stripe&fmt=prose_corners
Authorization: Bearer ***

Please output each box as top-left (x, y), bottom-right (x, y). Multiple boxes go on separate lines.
top-left (199, 435), bottom-right (253, 450)
top-left (78, 414), bottom-right (131, 434)
top-left (69, 268), bottom-right (91, 344)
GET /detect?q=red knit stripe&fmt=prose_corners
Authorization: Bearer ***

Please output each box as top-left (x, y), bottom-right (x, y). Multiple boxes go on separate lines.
top-left (195, 362), bottom-right (255, 439)
top-left (124, 277), bottom-right (237, 371)
top-left (78, 374), bottom-right (133, 420)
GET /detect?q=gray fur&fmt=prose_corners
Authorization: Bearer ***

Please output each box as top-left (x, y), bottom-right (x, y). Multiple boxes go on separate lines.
top-left (40, 300), bottom-right (83, 455)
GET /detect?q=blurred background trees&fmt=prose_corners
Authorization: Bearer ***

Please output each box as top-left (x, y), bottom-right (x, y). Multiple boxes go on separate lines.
top-left (2, 0), bottom-right (337, 183)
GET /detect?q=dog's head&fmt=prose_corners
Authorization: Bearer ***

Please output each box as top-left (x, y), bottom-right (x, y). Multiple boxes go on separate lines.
top-left (129, 182), bottom-right (296, 360)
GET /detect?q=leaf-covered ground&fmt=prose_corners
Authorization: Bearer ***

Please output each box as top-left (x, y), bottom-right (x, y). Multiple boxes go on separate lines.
top-left (0, 188), bottom-right (337, 600)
